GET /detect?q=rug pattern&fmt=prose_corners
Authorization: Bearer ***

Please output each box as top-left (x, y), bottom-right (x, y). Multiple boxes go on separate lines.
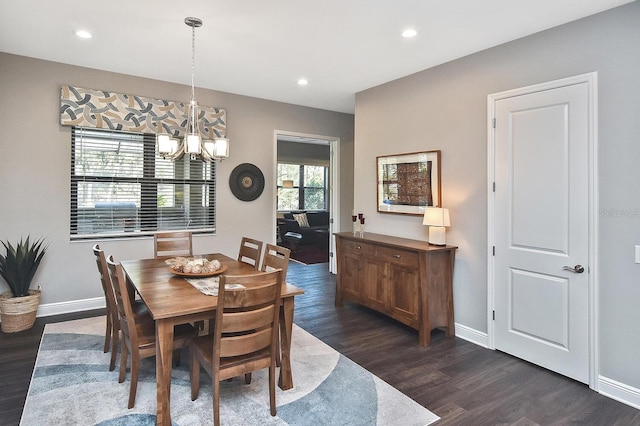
top-left (21, 317), bottom-right (438, 425)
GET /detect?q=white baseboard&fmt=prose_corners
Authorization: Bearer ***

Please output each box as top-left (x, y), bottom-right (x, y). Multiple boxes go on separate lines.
top-left (599, 376), bottom-right (640, 410)
top-left (36, 297), bottom-right (105, 318)
top-left (454, 322), bottom-right (489, 348)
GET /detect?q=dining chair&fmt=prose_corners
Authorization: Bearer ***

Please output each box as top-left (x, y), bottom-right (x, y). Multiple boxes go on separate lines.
top-left (106, 255), bottom-right (197, 409)
top-left (92, 244), bottom-right (149, 371)
top-left (190, 269), bottom-right (284, 425)
top-left (154, 231), bottom-right (193, 258)
top-left (260, 244), bottom-right (290, 366)
top-left (237, 236), bottom-right (263, 269)
top-left (261, 243), bottom-right (290, 278)
top-left (154, 231), bottom-right (206, 332)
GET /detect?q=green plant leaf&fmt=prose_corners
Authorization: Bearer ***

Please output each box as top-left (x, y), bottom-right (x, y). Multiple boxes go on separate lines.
top-left (0, 236), bottom-right (48, 297)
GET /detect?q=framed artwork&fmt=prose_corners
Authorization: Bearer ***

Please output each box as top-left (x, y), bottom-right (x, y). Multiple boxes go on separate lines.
top-left (376, 150), bottom-right (441, 215)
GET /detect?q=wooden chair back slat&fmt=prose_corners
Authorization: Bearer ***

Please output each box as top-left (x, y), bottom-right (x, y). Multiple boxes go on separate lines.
top-left (222, 305), bottom-right (275, 332)
top-left (237, 237), bottom-right (263, 269)
top-left (261, 243), bottom-right (290, 279)
top-left (220, 328), bottom-right (273, 358)
top-left (154, 231), bottom-right (193, 258)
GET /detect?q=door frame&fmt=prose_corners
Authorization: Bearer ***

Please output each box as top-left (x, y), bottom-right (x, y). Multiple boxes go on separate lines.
top-left (486, 72), bottom-right (599, 389)
top-left (273, 130), bottom-right (340, 274)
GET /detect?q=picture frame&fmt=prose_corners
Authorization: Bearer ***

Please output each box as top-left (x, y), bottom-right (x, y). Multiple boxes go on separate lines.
top-left (376, 150), bottom-right (441, 215)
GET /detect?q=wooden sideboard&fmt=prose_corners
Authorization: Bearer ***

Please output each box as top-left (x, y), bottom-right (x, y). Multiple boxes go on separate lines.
top-left (334, 232), bottom-right (457, 346)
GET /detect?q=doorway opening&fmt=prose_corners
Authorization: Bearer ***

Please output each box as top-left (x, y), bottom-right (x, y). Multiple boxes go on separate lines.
top-left (274, 131), bottom-right (340, 273)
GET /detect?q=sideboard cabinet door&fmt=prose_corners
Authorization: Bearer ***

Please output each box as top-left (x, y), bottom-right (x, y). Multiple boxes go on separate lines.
top-left (386, 261), bottom-right (420, 328)
top-left (362, 254), bottom-right (386, 312)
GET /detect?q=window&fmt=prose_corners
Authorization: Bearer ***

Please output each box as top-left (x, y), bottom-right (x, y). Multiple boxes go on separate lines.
top-left (277, 163), bottom-right (327, 210)
top-left (70, 127), bottom-right (215, 238)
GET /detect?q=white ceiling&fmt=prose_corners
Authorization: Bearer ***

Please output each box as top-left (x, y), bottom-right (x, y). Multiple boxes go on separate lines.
top-left (0, 0), bottom-right (634, 113)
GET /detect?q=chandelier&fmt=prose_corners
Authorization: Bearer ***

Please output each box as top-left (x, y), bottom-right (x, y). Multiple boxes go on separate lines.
top-left (156, 17), bottom-right (229, 162)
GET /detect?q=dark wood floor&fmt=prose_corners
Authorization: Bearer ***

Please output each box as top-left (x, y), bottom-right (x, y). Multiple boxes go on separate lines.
top-left (2, 262), bottom-right (639, 425)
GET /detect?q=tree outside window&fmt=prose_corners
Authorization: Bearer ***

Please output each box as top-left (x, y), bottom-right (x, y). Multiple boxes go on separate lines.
top-left (277, 163), bottom-right (327, 210)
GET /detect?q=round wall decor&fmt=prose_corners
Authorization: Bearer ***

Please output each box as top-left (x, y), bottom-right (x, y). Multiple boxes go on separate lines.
top-left (229, 163), bottom-right (265, 201)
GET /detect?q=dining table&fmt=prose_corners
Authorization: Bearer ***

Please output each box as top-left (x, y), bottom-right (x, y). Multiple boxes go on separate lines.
top-left (120, 253), bottom-right (305, 426)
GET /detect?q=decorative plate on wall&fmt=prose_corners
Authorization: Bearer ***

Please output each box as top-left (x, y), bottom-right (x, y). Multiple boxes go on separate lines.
top-left (229, 163), bottom-right (265, 201)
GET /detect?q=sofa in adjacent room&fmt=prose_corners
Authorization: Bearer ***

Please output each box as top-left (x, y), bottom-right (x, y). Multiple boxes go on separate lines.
top-left (277, 210), bottom-right (329, 248)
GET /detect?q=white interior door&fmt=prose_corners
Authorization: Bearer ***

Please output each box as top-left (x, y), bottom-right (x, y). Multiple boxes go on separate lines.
top-left (490, 75), bottom-right (596, 384)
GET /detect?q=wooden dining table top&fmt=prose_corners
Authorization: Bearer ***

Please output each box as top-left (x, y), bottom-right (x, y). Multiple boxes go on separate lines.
top-left (120, 253), bottom-right (304, 320)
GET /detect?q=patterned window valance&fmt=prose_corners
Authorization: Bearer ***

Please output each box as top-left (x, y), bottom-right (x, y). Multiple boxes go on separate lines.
top-left (60, 85), bottom-right (226, 139)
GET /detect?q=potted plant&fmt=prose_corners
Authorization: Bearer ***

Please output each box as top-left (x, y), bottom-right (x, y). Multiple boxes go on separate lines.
top-left (0, 236), bottom-right (48, 333)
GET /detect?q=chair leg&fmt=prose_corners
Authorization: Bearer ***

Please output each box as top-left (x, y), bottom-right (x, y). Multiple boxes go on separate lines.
top-left (244, 373), bottom-right (252, 384)
top-left (275, 331), bottom-right (282, 368)
top-left (118, 343), bottom-right (128, 383)
top-left (190, 350), bottom-right (200, 401)
top-left (269, 365), bottom-right (276, 416)
top-left (213, 378), bottom-right (221, 426)
top-left (103, 315), bottom-right (111, 353)
top-left (109, 325), bottom-right (119, 371)
top-left (128, 353), bottom-right (139, 409)
top-left (276, 312), bottom-right (283, 367)
top-left (174, 348), bottom-right (182, 367)
top-left (109, 336), bottom-right (118, 371)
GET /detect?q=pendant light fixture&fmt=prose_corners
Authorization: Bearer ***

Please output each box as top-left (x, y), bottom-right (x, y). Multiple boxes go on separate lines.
top-left (156, 17), bottom-right (229, 162)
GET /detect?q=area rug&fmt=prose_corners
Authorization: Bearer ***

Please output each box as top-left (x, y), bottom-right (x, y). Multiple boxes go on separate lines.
top-left (21, 316), bottom-right (439, 425)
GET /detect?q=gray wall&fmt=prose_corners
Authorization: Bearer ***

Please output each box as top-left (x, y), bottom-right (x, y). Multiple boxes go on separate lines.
top-left (277, 140), bottom-right (330, 166)
top-left (354, 2), bottom-right (640, 390)
top-left (0, 52), bottom-right (353, 306)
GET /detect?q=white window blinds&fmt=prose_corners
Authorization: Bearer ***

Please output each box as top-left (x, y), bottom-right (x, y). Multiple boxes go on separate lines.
top-left (70, 127), bottom-right (216, 238)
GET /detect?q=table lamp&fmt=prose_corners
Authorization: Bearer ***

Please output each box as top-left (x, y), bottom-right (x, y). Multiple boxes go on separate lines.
top-left (423, 207), bottom-right (450, 246)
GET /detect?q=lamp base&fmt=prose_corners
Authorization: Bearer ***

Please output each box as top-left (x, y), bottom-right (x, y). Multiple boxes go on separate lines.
top-left (428, 226), bottom-right (446, 246)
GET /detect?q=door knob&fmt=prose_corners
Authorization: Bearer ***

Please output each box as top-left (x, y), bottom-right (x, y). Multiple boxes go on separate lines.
top-left (563, 264), bottom-right (585, 273)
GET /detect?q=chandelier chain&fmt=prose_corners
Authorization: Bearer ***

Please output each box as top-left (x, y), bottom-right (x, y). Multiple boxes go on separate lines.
top-left (191, 22), bottom-right (196, 102)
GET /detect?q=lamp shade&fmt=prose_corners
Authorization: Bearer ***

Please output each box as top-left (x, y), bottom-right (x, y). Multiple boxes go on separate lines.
top-left (157, 134), bottom-right (172, 154)
top-left (423, 207), bottom-right (451, 227)
top-left (423, 207), bottom-right (450, 245)
top-left (186, 134), bottom-right (201, 154)
top-left (212, 138), bottom-right (229, 158)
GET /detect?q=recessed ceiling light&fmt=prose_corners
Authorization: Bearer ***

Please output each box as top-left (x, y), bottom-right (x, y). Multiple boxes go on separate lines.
top-left (75, 30), bottom-right (93, 39)
top-left (402, 28), bottom-right (417, 38)
top-left (297, 78), bottom-right (309, 86)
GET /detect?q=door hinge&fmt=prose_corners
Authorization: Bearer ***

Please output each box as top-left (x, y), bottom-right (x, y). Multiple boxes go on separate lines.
top-left (492, 182), bottom-right (496, 192)
top-left (492, 310), bottom-right (495, 320)
top-left (492, 246), bottom-right (495, 256)
top-left (492, 118), bottom-right (496, 128)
